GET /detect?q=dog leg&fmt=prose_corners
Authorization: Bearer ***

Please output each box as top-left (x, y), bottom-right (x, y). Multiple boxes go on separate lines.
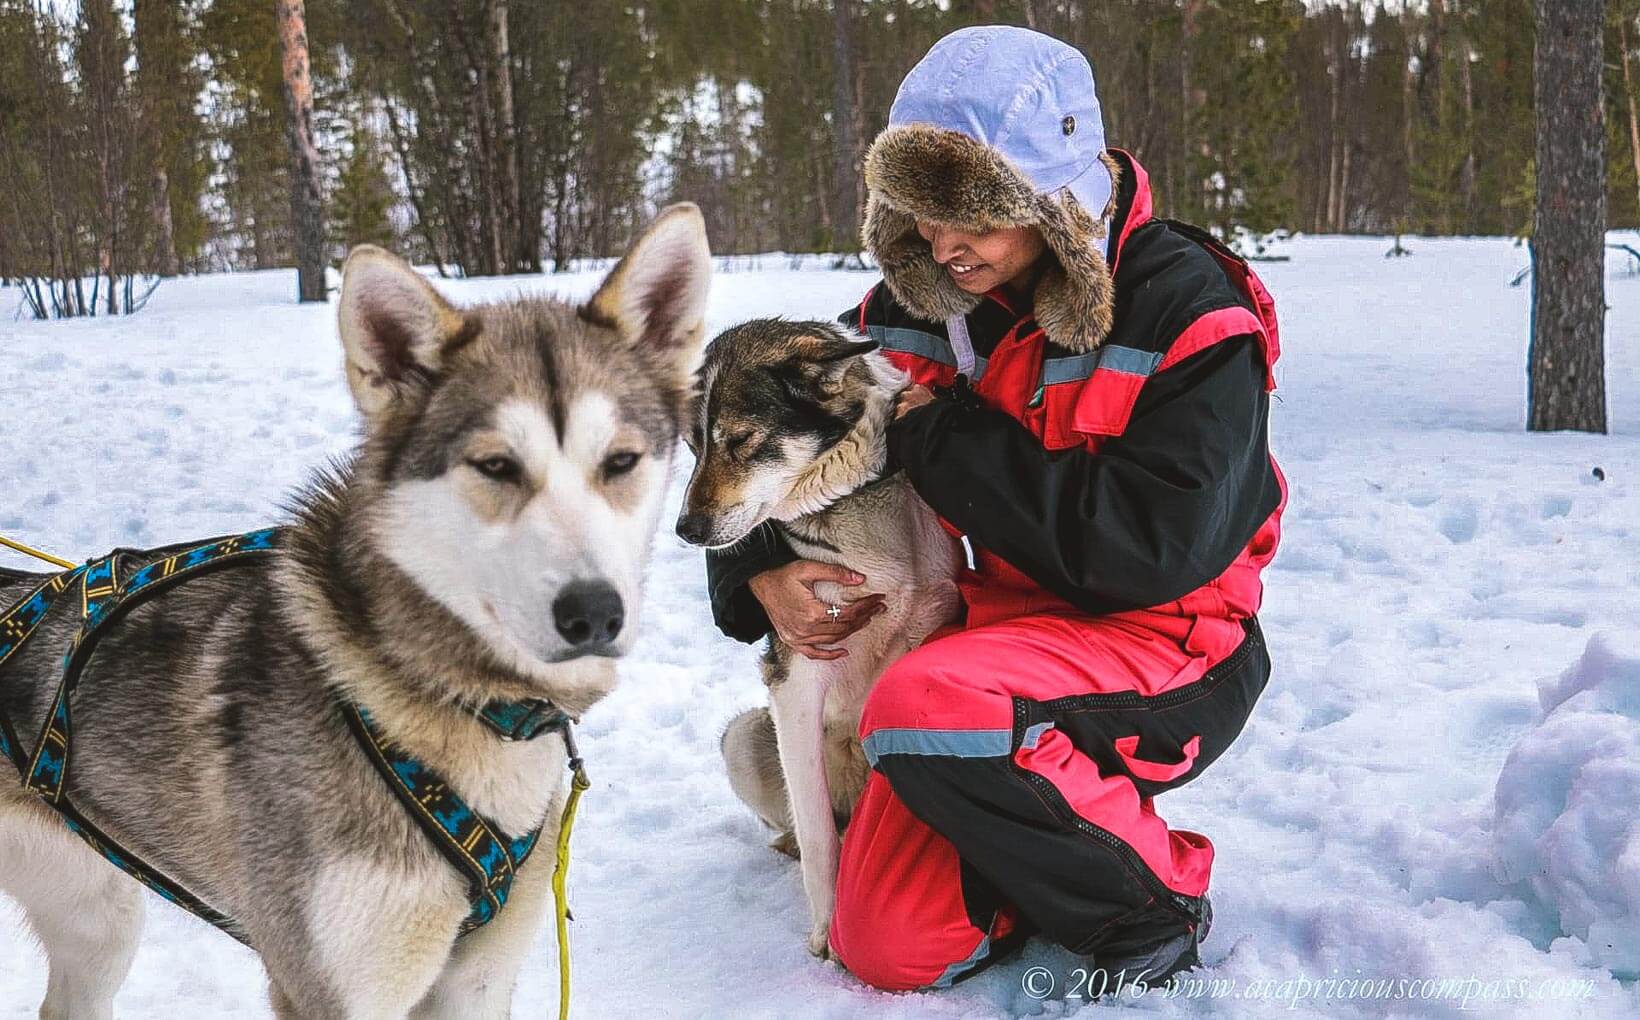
top-left (271, 855), bottom-right (467, 1020)
top-left (721, 706), bottom-right (794, 850)
top-left (768, 674), bottom-right (838, 958)
top-left (410, 829), bottom-right (557, 1020)
top-left (0, 801), bottom-right (144, 1020)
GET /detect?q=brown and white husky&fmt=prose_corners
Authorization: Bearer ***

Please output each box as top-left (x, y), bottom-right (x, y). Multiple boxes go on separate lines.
top-left (675, 318), bottom-right (963, 957)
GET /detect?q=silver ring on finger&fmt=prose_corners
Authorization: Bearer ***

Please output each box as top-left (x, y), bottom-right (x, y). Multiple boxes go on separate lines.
top-left (826, 603), bottom-right (843, 621)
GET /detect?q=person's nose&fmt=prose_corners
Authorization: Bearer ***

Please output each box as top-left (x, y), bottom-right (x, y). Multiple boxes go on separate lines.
top-left (928, 225), bottom-right (964, 264)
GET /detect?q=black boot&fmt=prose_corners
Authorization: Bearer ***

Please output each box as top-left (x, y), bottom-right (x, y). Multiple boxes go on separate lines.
top-left (1084, 893), bottom-right (1211, 995)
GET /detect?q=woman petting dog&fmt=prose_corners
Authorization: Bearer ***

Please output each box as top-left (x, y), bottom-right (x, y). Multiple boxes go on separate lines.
top-left (705, 26), bottom-right (1285, 991)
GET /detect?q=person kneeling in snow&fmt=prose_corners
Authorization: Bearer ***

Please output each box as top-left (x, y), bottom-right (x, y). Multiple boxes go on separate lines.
top-left (706, 25), bottom-right (1286, 992)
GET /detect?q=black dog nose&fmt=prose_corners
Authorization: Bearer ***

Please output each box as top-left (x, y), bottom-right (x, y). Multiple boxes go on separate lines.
top-left (553, 580), bottom-right (624, 647)
top-left (675, 513), bottom-right (709, 545)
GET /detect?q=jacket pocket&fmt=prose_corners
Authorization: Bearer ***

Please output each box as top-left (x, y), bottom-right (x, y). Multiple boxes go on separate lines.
top-left (1113, 734), bottom-right (1201, 783)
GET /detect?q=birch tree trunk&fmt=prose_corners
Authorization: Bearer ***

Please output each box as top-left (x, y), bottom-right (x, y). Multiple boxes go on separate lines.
top-left (1619, 7), bottom-right (1640, 215)
top-left (1529, 0), bottom-right (1606, 433)
top-left (277, 0), bottom-right (326, 303)
top-left (489, 0), bottom-right (525, 270)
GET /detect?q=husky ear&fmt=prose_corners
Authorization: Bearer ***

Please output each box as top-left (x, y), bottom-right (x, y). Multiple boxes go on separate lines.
top-left (795, 330), bottom-right (880, 365)
top-left (583, 203), bottom-right (712, 381)
top-left (338, 245), bottom-right (475, 418)
top-left (783, 330), bottom-right (881, 396)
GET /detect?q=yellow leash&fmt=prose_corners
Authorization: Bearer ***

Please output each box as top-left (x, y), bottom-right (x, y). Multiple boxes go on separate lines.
top-left (0, 534), bottom-right (75, 570)
top-left (2, 531), bottom-right (589, 1020)
top-left (552, 756), bottom-right (592, 1020)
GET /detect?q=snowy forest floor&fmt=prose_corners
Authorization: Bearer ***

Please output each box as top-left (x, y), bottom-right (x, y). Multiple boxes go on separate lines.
top-left (2, 236), bottom-right (1638, 1018)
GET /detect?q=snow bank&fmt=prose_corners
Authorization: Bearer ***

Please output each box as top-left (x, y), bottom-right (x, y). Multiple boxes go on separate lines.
top-left (1493, 634), bottom-right (1640, 979)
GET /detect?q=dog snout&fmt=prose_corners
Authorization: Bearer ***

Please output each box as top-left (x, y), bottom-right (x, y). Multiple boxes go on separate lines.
top-left (553, 580), bottom-right (624, 648)
top-left (675, 511), bottom-right (710, 545)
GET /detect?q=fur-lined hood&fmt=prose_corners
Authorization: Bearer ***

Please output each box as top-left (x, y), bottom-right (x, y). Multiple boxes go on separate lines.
top-left (861, 26), bottom-right (1120, 353)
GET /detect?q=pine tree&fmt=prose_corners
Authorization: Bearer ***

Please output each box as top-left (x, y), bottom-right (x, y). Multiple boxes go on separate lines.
top-left (134, 0), bottom-right (208, 274)
top-left (1188, 0), bottom-right (1304, 240)
top-left (332, 124), bottom-right (398, 251)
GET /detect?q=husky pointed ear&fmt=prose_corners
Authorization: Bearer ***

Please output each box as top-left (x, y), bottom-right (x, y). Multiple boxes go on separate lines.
top-left (583, 203), bottom-right (712, 381)
top-left (795, 328), bottom-right (880, 365)
top-left (338, 245), bottom-right (476, 418)
top-left (783, 328), bottom-right (881, 396)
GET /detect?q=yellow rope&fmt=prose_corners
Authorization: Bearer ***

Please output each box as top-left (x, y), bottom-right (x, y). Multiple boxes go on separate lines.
top-left (1, 530), bottom-right (589, 1019)
top-left (553, 762), bottom-right (591, 1020)
top-left (0, 534), bottom-right (75, 570)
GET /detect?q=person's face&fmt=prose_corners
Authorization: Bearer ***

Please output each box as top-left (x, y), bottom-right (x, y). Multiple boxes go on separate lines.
top-left (915, 220), bottom-right (1048, 295)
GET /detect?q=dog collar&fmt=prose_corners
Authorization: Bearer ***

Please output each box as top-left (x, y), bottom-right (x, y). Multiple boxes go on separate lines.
top-left (471, 699), bottom-right (571, 741)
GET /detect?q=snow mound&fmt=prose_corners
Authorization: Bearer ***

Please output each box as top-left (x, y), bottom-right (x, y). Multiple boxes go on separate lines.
top-left (1493, 633), bottom-right (1640, 979)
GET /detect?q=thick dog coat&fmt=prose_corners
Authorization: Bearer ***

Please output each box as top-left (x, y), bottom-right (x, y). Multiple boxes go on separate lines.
top-left (0, 204), bottom-right (710, 1019)
top-left (676, 319), bottom-right (963, 957)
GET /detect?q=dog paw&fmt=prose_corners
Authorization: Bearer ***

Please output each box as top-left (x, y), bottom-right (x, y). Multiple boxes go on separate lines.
top-left (771, 831), bottom-right (800, 859)
top-left (807, 921), bottom-right (832, 959)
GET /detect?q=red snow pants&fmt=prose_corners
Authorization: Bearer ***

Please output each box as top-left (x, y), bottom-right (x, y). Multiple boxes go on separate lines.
top-left (827, 607), bottom-right (1269, 990)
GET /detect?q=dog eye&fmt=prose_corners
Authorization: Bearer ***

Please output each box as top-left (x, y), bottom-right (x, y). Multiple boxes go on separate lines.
top-left (470, 455), bottom-right (522, 483)
top-left (602, 451), bottom-right (641, 478)
top-left (726, 432), bottom-right (755, 457)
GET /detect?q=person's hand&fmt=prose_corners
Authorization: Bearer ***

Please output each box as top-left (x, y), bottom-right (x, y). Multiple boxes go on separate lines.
top-left (894, 384), bottom-right (935, 420)
top-left (747, 560), bottom-right (886, 660)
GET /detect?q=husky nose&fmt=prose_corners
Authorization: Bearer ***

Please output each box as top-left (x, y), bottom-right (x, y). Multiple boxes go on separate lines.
top-left (553, 580), bottom-right (624, 647)
top-left (675, 512), bottom-right (709, 545)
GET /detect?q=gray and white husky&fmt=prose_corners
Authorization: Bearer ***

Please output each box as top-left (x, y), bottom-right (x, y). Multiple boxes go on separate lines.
top-left (0, 204), bottom-right (710, 1019)
top-left (675, 319), bottom-right (962, 958)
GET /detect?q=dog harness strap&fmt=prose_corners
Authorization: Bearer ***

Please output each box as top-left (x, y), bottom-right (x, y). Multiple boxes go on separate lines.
top-left (0, 566), bottom-right (84, 683)
top-left (0, 568), bottom-right (79, 770)
top-left (0, 525), bottom-right (552, 945)
top-left (474, 698), bottom-right (571, 741)
top-left (23, 554), bottom-right (122, 803)
top-left (47, 789), bottom-right (249, 940)
top-left (343, 703), bottom-right (542, 933)
top-left (0, 533), bottom-right (282, 945)
top-left (25, 530), bottom-right (282, 804)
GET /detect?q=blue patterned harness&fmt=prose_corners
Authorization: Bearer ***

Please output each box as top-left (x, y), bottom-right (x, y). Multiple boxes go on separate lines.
top-left (0, 527), bottom-right (577, 944)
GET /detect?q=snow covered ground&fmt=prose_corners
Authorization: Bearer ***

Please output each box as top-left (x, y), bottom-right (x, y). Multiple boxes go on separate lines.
top-left (2, 236), bottom-right (1638, 1018)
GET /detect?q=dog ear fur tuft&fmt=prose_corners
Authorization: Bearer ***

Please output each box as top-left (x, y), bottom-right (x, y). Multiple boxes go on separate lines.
top-left (337, 245), bottom-right (473, 418)
top-left (584, 203), bottom-right (712, 381)
top-left (795, 327), bottom-right (881, 365)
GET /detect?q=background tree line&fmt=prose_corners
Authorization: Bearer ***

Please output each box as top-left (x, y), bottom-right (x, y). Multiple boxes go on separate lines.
top-left (2, 0), bottom-right (1639, 316)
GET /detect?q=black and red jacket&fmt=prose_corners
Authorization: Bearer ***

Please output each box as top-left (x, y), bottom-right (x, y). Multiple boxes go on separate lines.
top-left (707, 151), bottom-right (1284, 646)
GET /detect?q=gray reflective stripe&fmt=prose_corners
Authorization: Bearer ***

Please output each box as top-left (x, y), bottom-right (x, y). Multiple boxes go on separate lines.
top-left (1040, 351), bottom-right (1099, 386)
top-left (932, 935), bottom-right (992, 988)
top-left (1039, 345), bottom-right (1163, 387)
top-left (1020, 721), bottom-right (1055, 749)
top-left (865, 325), bottom-right (954, 366)
top-left (1098, 345), bottom-right (1164, 377)
top-left (945, 315), bottom-right (976, 375)
top-left (862, 727), bottom-right (1013, 768)
top-left (866, 324), bottom-right (990, 381)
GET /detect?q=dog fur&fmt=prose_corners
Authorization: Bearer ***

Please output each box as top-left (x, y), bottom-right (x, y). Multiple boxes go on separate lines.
top-left (676, 319), bottom-right (963, 957)
top-left (861, 126), bottom-right (1122, 353)
top-left (0, 203), bottom-right (711, 1019)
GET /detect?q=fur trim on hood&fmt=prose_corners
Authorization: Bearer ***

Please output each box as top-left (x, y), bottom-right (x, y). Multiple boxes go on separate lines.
top-left (862, 125), bottom-right (1121, 353)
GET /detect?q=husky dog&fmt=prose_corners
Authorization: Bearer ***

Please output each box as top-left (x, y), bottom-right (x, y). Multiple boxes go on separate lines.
top-left (0, 204), bottom-right (710, 1019)
top-left (675, 319), bottom-right (963, 957)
